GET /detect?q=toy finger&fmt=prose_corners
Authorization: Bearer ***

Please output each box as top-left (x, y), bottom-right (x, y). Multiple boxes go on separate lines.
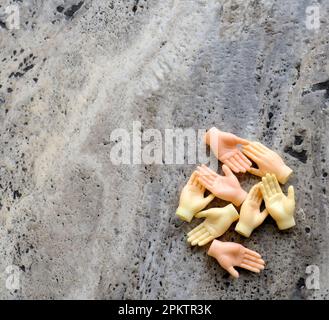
top-left (188, 229), bottom-right (206, 243)
top-left (268, 174), bottom-right (279, 194)
top-left (222, 164), bottom-right (234, 177)
top-left (258, 209), bottom-right (268, 223)
top-left (244, 248), bottom-right (262, 259)
top-left (237, 151), bottom-right (253, 166)
top-left (242, 148), bottom-right (259, 162)
top-left (262, 175), bottom-right (272, 196)
top-left (248, 167), bottom-right (262, 177)
top-left (253, 141), bottom-right (270, 152)
top-left (233, 154), bottom-right (248, 172)
top-left (189, 171), bottom-right (198, 186)
top-left (249, 184), bottom-right (259, 201)
top-left (224, 159), bottom-right (240, 173)
top-left (187, 223), bottom-right (204, 236)
top-left (196, 180), bottom-right (205, 191)
top-left (235, 152), bottom-right (252, 169)
top-left (273, 174), bottom-right (281, 193)
top-left (192, 231), bottom-right (210, 246)
top-left (240, 263), bottom-right (261, 273)
top-left (250, 142), bottom-right (265, 154)
top-left (243, 145), bottom-right (263, 158)
top-left (259, 183), bottom-right (268, 200)
top-left (196, 175), bottom-right (213, 190)
top-left (201, 164), bottom-right (217, 177)
top-left (202, 194), bottom-right (215, 207)
top-left (288, 185), bottom-right (295, 201)
top-left (196, 166), bottom-right (214, 179)
top-left (229, 157), bottom-right (245, 173)
top-left (242, 259), bottom-right (265, 270)
top-left (195, 208), bottom-right (218, 219)
top-left (244, 254), bottom-right (265, 265)
top-left (198, 235), bottom-right (214, 246)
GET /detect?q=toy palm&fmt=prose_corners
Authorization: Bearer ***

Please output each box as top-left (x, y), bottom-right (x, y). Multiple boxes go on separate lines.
top-left (204, 127), bottom-right (251, 173)
top-left (260, 173), bottom-right (296, 230)
top-left (187, 204), bottom-right (239, 246)
top-left (196, 164), bottom-right (247, 206)
top-left (208, 240), bottom-right (265, 278)
top-left (242, 141), bottom-right (293, 184)
top-left (235, 183), bottom-right (268, 237)
top-left (176, 171), bottom-right (215, 222)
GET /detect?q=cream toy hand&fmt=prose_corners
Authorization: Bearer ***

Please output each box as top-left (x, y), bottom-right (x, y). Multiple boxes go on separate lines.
top-left (196, 164), bottom-right (247, 206)
top-left (176, 172), bottom-right (215, 222)
top-left (235, 183), bottom-right (268, 237)
top-left (204, 127), bottom-right (251, 173)
top-left (207, 240), bottom-right (265, 278)
top-left (242, 141), bottom-right (293, 184)
top-left (187, 204), bottom-right (239, 246)
top-left (260, 173), bottom-right (296, 230)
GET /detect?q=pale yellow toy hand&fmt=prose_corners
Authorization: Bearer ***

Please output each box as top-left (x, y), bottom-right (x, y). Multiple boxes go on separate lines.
top-left (208, 240), bottom-right (265, 278)
top-left (176, 172), bottom-right (215, 222)
top-left (196, 164), bottom-right (247, 206)
top-left (205, 127), bottom-right (252, 173)
top-left (235, 183), bottom-right (268, 237)
top-left (187, 204), bottom-right (239, 246)
top-left (260, 173), bottom-right (296, 230)
top-left (242, 142), bottom-right (293, 184)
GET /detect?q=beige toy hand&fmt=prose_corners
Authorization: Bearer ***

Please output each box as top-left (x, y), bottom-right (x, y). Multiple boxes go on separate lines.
top-left (260, 173), bottom-right (296, 230)
top-left (242, 141), bottom-right (293, 184)
top-left (187, 204), bottom-right (239, 246)
top-left (176, 172), bottom-right (215, 222)
top-left (196, 164), bottom-right (247, 206)
top-left (204, 127), bottom-right (251, 173)
top-left (208, 240), bottom-right (265, 278)
top-left (235, 183), bottom-right (268, 237)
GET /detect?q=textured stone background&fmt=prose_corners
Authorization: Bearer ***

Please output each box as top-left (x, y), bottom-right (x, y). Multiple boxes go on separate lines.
top-left (0, 0), bottom-right (329, 299)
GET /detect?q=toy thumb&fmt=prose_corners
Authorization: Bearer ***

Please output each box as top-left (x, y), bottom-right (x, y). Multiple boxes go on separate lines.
top-left (287, 185), bottom-right (295, 201)
top-left (227, 266), bottom-right (239, 278)
top-left (202, 193), bottom-right (215, 206)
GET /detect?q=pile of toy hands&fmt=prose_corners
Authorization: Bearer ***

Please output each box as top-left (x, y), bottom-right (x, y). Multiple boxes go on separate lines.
top-left (176, 127), bottom-right (295, 278)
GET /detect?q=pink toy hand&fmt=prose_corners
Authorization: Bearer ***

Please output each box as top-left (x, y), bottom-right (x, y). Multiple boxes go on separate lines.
top-left (242, 142), bottom-right (293, 184)
top-left (235, 183), bottom-right (268, 237)
top-left (204, 127), bottom-right (251, 173)
top-left (208, 240), bottom-right (265, 278)
top-left (196, 164), bottom-right (247, 206)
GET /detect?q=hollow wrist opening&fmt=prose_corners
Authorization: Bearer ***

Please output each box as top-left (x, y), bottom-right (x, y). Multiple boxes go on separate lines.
top-left (277, 216), bottom-right (296, 230)
top-left (277, 165), bottom-right (293, 184)
top-left (176, 207), bottom-right (194, 222)
top-left (235, 221), bottom-right (253, 237)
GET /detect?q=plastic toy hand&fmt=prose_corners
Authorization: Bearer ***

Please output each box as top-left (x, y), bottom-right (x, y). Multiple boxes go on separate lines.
top-left (187, 204), bottom-right (239, 246)
top-left (235, 183), bottom-right (268, 237)
top-left (242, 141), bottom-right (293, 184)
top-left (196, 164), bottom-right (247, 206)
top-left (260, 173), bottom-right (296, 230)
top-left (204, 127), bottom-right (251, 173)
top-left (207, 240), bottom-right (265, 278)
top-left (176, 172), bottom-right (215, 222)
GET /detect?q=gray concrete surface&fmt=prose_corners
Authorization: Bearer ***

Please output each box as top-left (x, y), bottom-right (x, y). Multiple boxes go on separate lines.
top-left (0, 0), bottom-right (329, 299)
